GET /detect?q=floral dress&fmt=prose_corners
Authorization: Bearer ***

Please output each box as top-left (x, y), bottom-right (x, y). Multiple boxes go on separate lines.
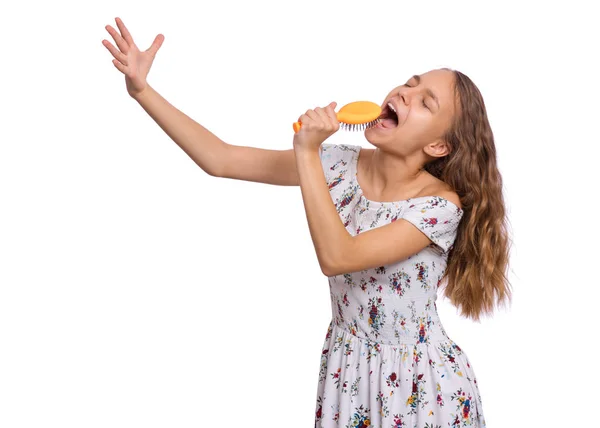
top-left (314, 143), bottom-right (486, 428)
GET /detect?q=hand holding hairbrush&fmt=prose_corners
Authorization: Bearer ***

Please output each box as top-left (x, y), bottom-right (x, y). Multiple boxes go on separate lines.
top-left (293, 101), bottom-right (382, 133)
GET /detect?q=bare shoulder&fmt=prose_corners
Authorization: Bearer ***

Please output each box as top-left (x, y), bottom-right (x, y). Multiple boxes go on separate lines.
top-left (438, 190), bottom-right (463, 210)
top-left (422, 179), bottom-right (463, 211)
top-left (360, 148), bottom-right (376, 157)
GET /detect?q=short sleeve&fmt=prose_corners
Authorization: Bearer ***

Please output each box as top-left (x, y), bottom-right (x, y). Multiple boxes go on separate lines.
top-left (319, 143), bottom-right (359, 170)
top-left (401, 196), bottom-right (464, 253)
top-left (319, 143), bottom-right (339, 168)
top-left (318, 143), bottom-right (357, 190)
top-left (318, 143), bottom-right (360, 210)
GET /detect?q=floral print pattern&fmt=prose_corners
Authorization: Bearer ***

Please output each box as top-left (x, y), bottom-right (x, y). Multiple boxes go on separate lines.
top-left (314, 143), bottom-right (486, 428)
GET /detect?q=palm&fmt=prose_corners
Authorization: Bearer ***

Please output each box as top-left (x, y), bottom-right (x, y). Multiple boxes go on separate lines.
top-left (123, 46), bottom-right (155, 95)
top-left (102, 17), bottom-right (164, 98)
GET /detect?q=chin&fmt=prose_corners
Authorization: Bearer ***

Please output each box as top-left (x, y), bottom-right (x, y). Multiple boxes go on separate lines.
top-left (364, 130), bottom-right (375, 145)
top-left (365, 126), bottom-right (393, 145)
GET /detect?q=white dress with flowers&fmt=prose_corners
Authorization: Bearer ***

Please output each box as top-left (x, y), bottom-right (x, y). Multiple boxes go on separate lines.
top-left (314, 143), bottom-right (486, 428)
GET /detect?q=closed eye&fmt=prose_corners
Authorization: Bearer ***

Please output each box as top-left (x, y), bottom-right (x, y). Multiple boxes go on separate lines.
top-left (404, 84), bottom-right (430, 110)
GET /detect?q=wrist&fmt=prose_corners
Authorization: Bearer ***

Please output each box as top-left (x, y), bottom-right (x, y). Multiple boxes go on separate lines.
top-left (293, 143), bottom-right (321, 157)
top-left (131, 84), bottom-right (152, 102)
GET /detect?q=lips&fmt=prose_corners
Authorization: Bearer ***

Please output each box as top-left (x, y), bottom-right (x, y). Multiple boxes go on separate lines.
top-left (378, 101), bottom-right (401, 128)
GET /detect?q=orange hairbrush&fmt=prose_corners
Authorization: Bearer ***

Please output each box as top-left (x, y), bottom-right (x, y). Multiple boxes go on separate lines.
top-left (293, 101), bottom-right (382, 133)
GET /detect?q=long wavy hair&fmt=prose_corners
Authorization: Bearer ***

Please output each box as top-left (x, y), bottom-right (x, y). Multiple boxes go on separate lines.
top-left (424, 68), bottom-right (513, 322)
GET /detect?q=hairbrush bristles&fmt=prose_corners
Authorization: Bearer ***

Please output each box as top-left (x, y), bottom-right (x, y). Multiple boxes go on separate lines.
top-left (340, 118), bottom-right (380, 131)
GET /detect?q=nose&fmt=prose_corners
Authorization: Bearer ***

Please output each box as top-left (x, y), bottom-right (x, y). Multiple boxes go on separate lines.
top-left (397, 88), bottom-right (413, 105)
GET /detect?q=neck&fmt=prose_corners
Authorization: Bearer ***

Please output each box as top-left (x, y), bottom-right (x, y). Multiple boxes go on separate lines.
top-left (364, 150), bottom-right (429, 196)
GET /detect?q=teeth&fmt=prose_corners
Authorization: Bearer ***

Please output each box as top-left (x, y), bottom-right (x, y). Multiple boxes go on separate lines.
top-left (388, 102), bottom-right (396, 113)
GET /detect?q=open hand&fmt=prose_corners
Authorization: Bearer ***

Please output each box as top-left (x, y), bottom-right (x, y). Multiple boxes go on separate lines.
top-left (102, 17), bottom-right (164, 99)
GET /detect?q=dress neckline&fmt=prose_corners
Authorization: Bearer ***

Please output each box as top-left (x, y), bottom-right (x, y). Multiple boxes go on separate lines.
top-left (352, 145), bottom-right (464, 212)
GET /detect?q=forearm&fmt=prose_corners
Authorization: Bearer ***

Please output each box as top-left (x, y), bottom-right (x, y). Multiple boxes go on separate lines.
top-left (133, 85), bottom-right (226, 176)
top-left (294, 146), bottom-right (351, 274)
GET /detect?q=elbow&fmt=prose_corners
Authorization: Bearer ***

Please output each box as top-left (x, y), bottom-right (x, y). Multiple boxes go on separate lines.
top-left (322, 260), bottom-right (348, 277)
top-left (319, 254), bottom-right (335, 277)
top-left (321, 263), bottom-right (334, 277)
top-left (206, 163), bottom-right (224, 178)
top-left (320, 254), bottom-right (342, 277)
top-left (320, 238), bottom-right (352, 277)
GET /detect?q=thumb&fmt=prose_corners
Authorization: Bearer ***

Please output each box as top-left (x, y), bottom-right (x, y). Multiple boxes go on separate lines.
top-left (330, 101), bottom-right (337, 109)
top-left (147, 34), bottom-right (165, 56)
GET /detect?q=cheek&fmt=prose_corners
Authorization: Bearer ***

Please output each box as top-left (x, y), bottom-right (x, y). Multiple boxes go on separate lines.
top-left (407, 114), bottom-right (440, 135)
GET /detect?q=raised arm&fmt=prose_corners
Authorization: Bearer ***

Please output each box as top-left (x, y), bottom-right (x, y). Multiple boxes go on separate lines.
top-left (133, 85), bottom-right (227, 177)
top-left (218, 144), bottom-right (299, 186)
top-left (134, 86), bottom-right (299, 185)
top-left (103, 17), bottom-right (299, 185)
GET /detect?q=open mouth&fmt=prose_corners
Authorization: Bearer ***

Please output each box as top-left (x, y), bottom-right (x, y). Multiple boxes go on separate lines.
top-left (378, 102), bottom-right (399, 128)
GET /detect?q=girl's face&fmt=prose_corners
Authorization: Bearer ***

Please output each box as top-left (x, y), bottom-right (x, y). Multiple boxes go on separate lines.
top-left (365, 69), bottom-right (458, 156)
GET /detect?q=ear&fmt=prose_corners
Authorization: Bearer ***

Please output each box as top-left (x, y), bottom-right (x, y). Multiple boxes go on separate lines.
top-left (425, 139), bottom-right (451, 158)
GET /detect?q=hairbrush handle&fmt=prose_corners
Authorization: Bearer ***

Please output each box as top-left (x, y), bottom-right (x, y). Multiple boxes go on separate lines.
top-left (293, 118), bottom-right (337, 133)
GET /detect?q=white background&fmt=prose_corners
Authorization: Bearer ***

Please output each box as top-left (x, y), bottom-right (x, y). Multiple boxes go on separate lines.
top-left (1, 0), bottom-right (598, 426)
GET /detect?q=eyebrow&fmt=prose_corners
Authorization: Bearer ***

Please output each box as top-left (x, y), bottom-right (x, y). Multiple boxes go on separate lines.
top-left (409, 75), bottom-right (440, 110)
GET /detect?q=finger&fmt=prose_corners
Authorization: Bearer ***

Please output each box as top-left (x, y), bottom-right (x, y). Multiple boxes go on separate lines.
top-left (298, 110), bottom-right (321, 131)
top-left (115, 17), bottom-right (136, 47)
top-left (306, 109), bottom-right (319, 120)
top-left (102, 39), bottom-right (128, 66)
top-left (314, 107), bottom-right (329, 122)
top-left (146, 34), bottom-right (165, 56)
top-left (315, 107), bottom-right (335, 130)
top-left (305, 109), bottom-right (322, 127)
top-left (105, 24), bottom-right (129, 55)
top-left (326, 102), bottom-right (337, 118)
top-left (296, 114), bottom-right (313, 133)
top-left (325, 102), bottom-right (339, 127)
top-left (298, 109), bottom-right (313, 123)
top-left (112, 58), bottom-right (128, 74)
